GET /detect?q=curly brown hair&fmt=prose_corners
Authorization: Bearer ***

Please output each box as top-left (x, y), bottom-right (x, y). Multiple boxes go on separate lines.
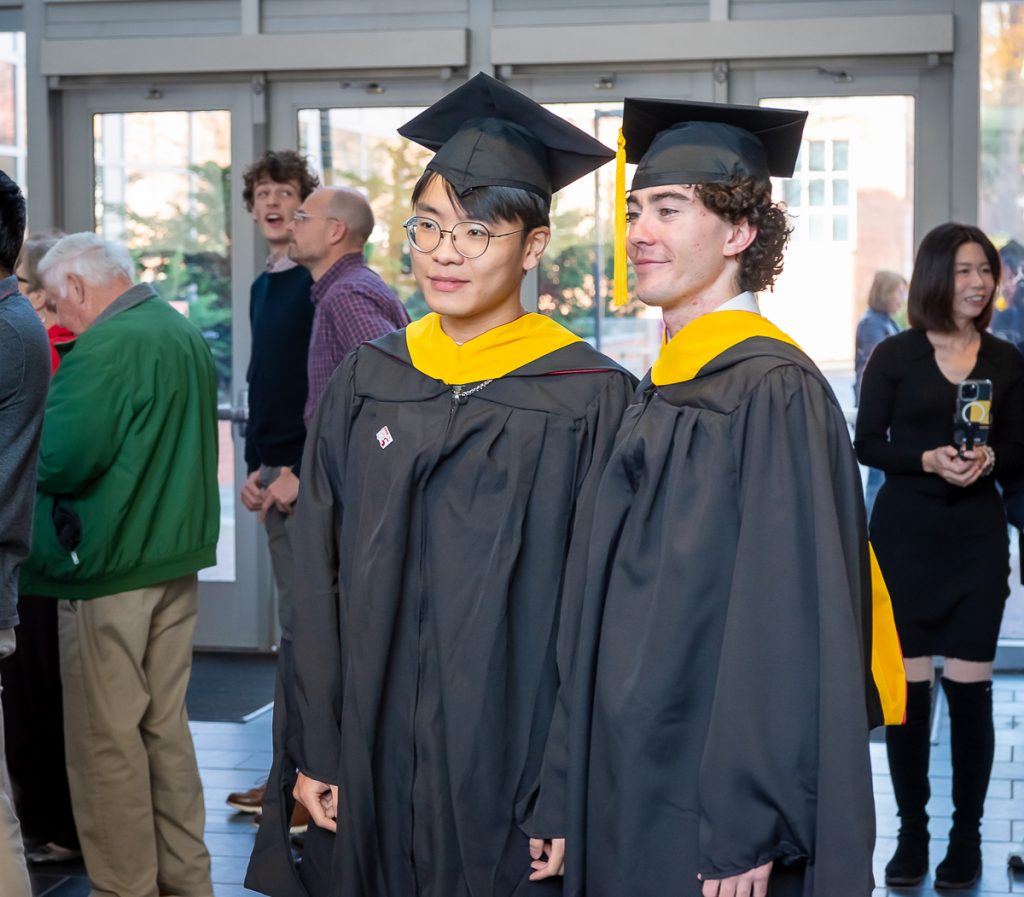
top-left (241, 150), bottom-right (320, 212)
top-left (695, 176), bottom-right (791, 293)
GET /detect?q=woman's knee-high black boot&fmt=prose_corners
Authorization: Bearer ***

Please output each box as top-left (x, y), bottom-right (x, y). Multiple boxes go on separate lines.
top-left (934, 678), bottom-right (993, 890)
top-left (885, 680), bottom-right (933, 886)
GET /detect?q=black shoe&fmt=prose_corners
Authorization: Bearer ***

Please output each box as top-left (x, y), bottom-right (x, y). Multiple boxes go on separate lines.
top-left (934, 838), bottom-right (981, 889)
top-left (885, 836), bottom-right (929, 886)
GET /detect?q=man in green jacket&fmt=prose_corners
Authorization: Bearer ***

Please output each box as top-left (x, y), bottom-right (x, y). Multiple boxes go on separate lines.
top-left (21, 232), bottom-right (220, 897)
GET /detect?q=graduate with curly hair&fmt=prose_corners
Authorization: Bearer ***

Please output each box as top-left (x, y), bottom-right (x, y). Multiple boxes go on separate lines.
top-left (560, 99), bottom-right (904, 897)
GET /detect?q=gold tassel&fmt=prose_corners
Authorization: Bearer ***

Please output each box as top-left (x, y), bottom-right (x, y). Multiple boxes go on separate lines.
top-left (612, 128), bottom-right (629, 307)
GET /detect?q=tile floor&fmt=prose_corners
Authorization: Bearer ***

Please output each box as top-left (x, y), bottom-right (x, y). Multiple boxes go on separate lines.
top-left (28, 709), bottom-right (274, 897)
top-left (27, 674), bottom-right (1024, 896)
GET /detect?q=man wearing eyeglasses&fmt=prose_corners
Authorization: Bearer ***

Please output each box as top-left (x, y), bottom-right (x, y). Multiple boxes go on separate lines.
top-left (287, 186), bottom-right (408, 437)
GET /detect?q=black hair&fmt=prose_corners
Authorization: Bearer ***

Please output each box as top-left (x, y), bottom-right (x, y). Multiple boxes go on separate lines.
top-left (907, 222), bottom-right (999, 333)
top-left (0, 170), bottom-right (26, 275)
top-left (695, 176), bottom-right (791, 294)
top-left (410, 170), bottom-right (550, 235)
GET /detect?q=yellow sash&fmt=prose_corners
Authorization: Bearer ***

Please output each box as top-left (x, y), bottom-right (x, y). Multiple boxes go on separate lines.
top-left (406, 312), bottom-right (582, 385)
top-left (651, 310), bottom-right (907, 724)
top-left (652, 310), bottom-right (801, 386)
top-left (870, 544), bottom-right (907, 725)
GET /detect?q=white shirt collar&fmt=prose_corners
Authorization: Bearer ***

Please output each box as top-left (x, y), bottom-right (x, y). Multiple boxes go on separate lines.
top-left (712, 291), bottom-right (760, 315)
top-left (266, 254), bottom-right (299, 274)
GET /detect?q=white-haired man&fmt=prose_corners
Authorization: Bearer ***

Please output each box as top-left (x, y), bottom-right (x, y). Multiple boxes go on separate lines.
top-left (20, 233), bottom-right (220, 897)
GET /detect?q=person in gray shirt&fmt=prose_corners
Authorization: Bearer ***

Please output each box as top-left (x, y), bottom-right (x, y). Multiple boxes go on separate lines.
top-left (0, 170), bottom-right (50, 896)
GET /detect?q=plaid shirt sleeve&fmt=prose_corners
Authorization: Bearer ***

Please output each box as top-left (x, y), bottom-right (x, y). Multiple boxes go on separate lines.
top-left (325, 281), bottom-right (404, 358)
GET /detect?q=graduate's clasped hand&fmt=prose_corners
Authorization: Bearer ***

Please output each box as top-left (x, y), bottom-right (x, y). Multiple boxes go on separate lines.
top-left (698, 860), bottom-right (773, 897)
top-left (293, 771), bottom-right (339, 833)
top-left (527, 837), bottom-right (565, 880)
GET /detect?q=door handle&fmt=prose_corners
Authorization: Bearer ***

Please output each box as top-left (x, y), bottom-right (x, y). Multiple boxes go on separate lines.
top-left (216, 389), bottom-right (249, 437)
top-left (216, 404), bottom-right (248, 423)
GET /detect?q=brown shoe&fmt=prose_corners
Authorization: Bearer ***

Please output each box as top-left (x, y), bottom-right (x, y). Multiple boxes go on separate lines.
top-left (252, 803), bottom-right (310, 835)
top-left (226, 782), bottom-right (266, 814)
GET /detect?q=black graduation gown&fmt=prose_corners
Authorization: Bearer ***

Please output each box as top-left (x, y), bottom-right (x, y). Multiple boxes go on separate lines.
top-left (282, 325), bottom-right (635, 897)
top-left (567, 333), bottom-right (878, 897)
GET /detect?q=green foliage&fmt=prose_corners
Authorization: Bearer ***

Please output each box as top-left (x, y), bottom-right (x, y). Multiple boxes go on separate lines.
top-left (538, 198), bottom-right (640, 341)
top-left (324, 136), bottom-right (431, 318)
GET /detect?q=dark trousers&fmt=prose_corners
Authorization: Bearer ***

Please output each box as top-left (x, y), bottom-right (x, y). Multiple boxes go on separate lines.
top-left (0, 596), bottom-right (79, 850)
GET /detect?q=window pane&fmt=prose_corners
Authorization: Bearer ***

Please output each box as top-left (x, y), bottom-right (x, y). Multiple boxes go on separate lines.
top-left (808, 141), bottom-right (826, 171)
top-left (833, 178), bottom-right (850, 205)
top-left (808, 179), bottom-right (825, 206)
top-left (832, 140), bottom-right (849, 171)
top-left (833, 214), bottom-right (849, 241)
top-left (783, 178), bottom-right (802, 207)
top-left (808, 210), bottom-right (828, 241)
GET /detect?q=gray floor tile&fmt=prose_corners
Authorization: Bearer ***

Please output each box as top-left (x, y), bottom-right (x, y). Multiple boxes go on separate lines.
top-left (47, 671), bottom-right (1024, 896)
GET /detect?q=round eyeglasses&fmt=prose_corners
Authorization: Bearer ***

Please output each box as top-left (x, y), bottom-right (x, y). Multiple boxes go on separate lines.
top-left (403, 216), bottom-right (524, 260)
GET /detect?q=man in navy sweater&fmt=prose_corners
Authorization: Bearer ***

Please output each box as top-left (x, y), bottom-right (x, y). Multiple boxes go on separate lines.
top-left (227, 151), bottom-right (318, 831)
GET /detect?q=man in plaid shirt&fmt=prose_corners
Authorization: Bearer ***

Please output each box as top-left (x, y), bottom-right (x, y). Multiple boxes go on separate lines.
top-left (287, 186), bottom-right (408, 429)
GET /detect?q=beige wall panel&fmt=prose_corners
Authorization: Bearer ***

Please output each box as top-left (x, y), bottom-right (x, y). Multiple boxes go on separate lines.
top-left (40, 28), bottom-right (467, 76)
top-left (46, 0), bottom-right (239, 39)
top-left (492, 14), bottom-right (954, 65)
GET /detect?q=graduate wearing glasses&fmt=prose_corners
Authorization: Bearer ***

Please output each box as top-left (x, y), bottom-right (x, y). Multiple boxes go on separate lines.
top-left (274, 74), bottom-right (634, 897)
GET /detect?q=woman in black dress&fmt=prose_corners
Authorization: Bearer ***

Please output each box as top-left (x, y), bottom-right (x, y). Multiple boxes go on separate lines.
top-left (856, 222), bottom-right (1024, 889)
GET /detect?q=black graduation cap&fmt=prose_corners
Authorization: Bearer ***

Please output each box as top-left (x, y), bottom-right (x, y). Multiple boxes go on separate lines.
top-left (622, 98), bottom-right (808, 190)
top-left (398, 73), bottom-right (615, 201)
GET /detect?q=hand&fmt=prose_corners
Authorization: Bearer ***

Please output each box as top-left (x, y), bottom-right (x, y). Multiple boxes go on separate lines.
top-left (528, 837), bottom-right (565, 880)
top-left (259, 467), bottom-right (300, 522)
top-left (293, 772), bottom-right (338, 833)
top-left (240, 470), bottom-right (265, 512)
top-left (922, 445), bottom-right (986, 488)
top-left (699, 860), bottom-right (773, 897)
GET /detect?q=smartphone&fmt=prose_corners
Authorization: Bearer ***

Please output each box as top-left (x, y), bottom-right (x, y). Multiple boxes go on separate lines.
top-left (953, 378), bottom-right (993, 451)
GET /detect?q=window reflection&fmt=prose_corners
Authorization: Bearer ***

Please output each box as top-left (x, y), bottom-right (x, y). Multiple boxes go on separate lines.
top-left (0, 33), bottom-right (24, 187)
top-left (93, 110), bottom-right (234, 582)
top-left (764, 95), bottom-right (914, 367)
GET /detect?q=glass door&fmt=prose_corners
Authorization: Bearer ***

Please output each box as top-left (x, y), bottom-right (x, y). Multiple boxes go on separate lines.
top-left (273, 80), bottom-right (681, 379)
top-left (759, 93), bottom-right (916, 400)
top-left (61, 84), bottom-right (270, 649)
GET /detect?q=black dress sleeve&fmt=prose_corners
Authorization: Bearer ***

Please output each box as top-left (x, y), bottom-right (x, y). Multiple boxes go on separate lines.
top-left (855, 337), bottom-right (926, 473)
top-left (990, 344), bottom-right (1024, 481)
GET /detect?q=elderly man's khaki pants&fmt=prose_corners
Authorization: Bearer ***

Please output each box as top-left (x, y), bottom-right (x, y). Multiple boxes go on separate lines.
top-left (58, 575), bottom-right (213, 897)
